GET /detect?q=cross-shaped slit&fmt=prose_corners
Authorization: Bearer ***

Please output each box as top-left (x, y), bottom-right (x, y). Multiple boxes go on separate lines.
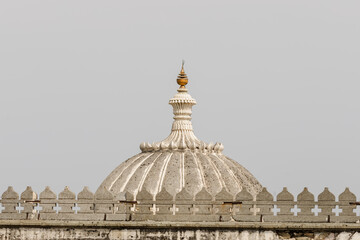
top-left (53, 203), bottom-right (62, 214)
top-left (16, 203), bottom-right (24, 213)
top-left (72, 203), bottom-right (81, 214)
top-left (169, 204), bottom-right (179, 215)
top-left (353, 206), bottom-right (360, 216)
top-left (250, 205), bottom-right (260, 216)
top-left (149, 204), bottom-right (159, 215)
top-left (291, 205), bottom-right (301, 216)
top-left (34, 204), bottom-right (43, 213)
top-left (0, 203), bottom-right (5, 213)
top-left (130, 204), bottom-right (137, 212)
top-left (212, 206), bottom-right (218, 214)
top-left (332, 205), bottom-right (342, 216)
top-left (311, 205), bottom-right (321, 216)
top-left (189, 205), bottom-right (199, 215)
top-left (272, 205), bottom-right (280, 216)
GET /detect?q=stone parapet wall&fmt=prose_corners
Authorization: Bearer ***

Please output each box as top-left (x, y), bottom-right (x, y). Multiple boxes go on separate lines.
top-left (1, 186), bottom-right (360, 223)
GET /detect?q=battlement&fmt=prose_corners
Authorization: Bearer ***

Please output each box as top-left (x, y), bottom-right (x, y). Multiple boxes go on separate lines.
top-left (1, 186), bottom-right (359, 223)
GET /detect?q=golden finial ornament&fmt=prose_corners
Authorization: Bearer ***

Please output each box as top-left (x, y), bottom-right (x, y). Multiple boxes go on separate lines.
top-left (177, 60), bottom-right (188, 88)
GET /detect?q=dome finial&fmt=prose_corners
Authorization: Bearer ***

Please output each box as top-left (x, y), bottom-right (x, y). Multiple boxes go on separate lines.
top-left (177, 60), bottom-right (188, 88)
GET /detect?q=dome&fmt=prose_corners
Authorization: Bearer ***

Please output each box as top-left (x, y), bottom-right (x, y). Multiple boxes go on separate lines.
top-left (98, 64), bottom-right (262, 199)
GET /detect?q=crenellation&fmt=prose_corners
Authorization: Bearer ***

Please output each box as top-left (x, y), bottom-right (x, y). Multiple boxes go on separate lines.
top-left (1, 187), bottom-right (19, 214)
top-left (77, 187), bottom-right (95, 214)
top-left (195, 187), bottom-right (213, 201)
top-left (19, 187), bottom-right (38, 220)
top-left (78, 186), bottom-right (94, 200)
top-left (20, 186), bottom-right (37, 202)
top-left (39, 187), bottom-right (57, 214)
top-left (1, 186), bottom-right (360, 223)
top-left (136, 188), bottom-right (154, 202)
top-left (156, 188), bottom-right (173, 201)
top-left (276, 187), bottom-right (295, 217)
top-left (317, 188), bottom-right (336, 218)
top-left (94, 186), bottom-right (115, 215)
top-left (297, 188), bottom-right (316, 218)
top-left (175, 188), bottom-right (193, 201)
top-left (338, 188), bottom-right (357, 222)
top-left (215, 188), bottom-right (234, 202)
top-left (59, 186), bottom-right (76, 200)
top-left (58, 187), bottom-right (76, 214)
top-left (39, 186), bottom-right (56, 200)
top-left (2, 186), bottom-right (19, 200)
top-left (236, 188), bottom-right (254, 201)
top-left (95, 186), bottom-right (113, 201)
top-left (233, 188), bottom-right (257, 221)
top-left (256, 187), bottom-right (274, 220)
top-left (155, 189), bottom-right (174, 217)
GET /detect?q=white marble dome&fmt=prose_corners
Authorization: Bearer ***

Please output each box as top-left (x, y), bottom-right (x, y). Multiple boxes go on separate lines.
top-left (98, 65), bottom-right (262, 199)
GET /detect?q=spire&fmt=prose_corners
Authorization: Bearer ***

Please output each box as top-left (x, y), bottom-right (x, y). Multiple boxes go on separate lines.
top-left (169, 61), bottom-right (196, 133)
top-left (139, 63), bottom-right (224, 154)
top-left (177, 60), bottom-right (188, 88)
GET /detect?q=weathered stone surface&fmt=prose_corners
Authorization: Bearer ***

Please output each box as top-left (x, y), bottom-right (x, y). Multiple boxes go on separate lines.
top-left (314, 232), bottom-right (335, 240)
top-left (257, 188), bottom-right (273, 202)
top-left (0, 227), bottom-right (110, 240)
top-left (350, 232), bottom-right (360, 240)
top-left (78, 187), bottom-right (94, 200)
top-left (95, 186), bottom-right (114, 200)
top-left (297, 188), bottom-right (314, 202)
top-left (236, 188), bottom-right (254, 201)
top-left (175, 188), bottom-right (193, 201)
top-left (39, 213), bottom-right (105, 221)
top-left (215, 188), bottom-right (234, 201)
top-left (277, 188), bottom-right (294, 201)
top-left (156, 188), bottom-right (173, 201)
top-left (336, 232), bottom-right (353, 240)
top-left (20, 186), bottom-right (37, 201)
top-left (59, 187), bottom-right (76, 200)
top-left (195, 187), bottom-right (213, 201)
top-left (0, 213), bottom-right (27, 220)
top-left (39, 186), bottom-right (56, 200)
top-left (0, 221), bottom-right (360, 240)
top-left (339, 188), bottom-right (356, 202)
top-left (278, 231), bottom-right (291, 239)
top-left (136, 189), bottom-right (153, 201)
top-left (2, 186), bottom-right (19, 200)
top-left (318, 188), bottom-right (335, 202)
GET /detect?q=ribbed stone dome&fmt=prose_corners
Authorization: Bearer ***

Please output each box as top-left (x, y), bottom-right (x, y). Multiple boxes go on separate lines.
top-left (98, 65), bottom-right (262, 199)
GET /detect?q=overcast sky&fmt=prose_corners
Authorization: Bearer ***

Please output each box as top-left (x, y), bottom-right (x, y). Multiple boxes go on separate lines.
top-left (0, 1), bottom-right (360, 200)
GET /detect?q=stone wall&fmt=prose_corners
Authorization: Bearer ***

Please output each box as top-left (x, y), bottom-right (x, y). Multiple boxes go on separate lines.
top-left (1, 221), bottom-right (360, 240)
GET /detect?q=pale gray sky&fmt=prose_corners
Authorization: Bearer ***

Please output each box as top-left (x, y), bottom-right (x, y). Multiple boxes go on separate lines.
top-left (1, 0), bottom-right (360, 199)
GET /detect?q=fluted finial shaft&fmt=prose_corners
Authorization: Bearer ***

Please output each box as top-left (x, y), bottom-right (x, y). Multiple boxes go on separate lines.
top-left (169, 87), bottom-right (196, 131)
